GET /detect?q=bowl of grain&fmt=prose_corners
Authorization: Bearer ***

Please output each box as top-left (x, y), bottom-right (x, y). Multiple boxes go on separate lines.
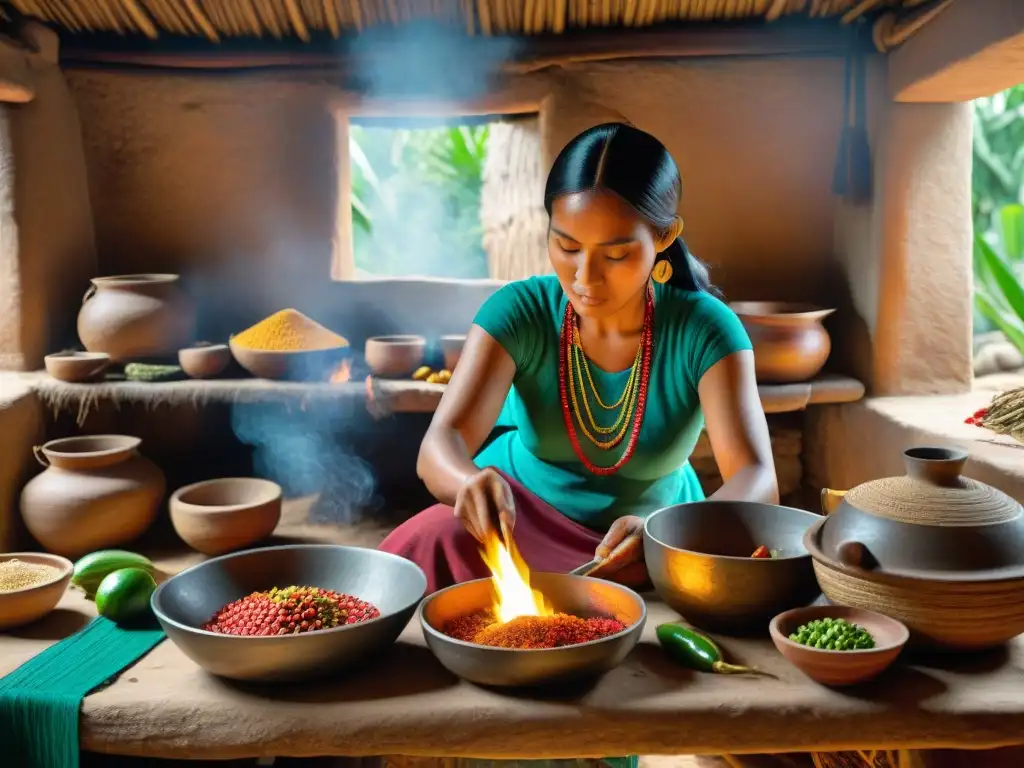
top-left (0, 553), bottom-right (74, 630)
top-left (229, 309), bottom-right (350, 381)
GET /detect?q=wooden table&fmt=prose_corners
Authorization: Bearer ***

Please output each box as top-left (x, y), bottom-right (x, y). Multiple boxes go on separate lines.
top-left (4, 574), bottom-right (1024, 760)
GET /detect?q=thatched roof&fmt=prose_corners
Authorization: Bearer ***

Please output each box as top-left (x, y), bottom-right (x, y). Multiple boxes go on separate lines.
top-left (4, 1), bottom-right (909, 42)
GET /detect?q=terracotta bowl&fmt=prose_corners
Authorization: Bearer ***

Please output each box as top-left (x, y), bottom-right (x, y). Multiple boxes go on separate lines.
top-left (178, 344), bottom-right (232, 379)
top-left (170, 478), bottom-right (283, 556)
top-left (364, 335), bottom-right (426, 378)
top-left (0, 552), bottom-right (73, 630)
top-left (769, 604), bottom-right (909, 686)
top-left (229, 339), bottom-right (349, 382)
top-left (440, 334), bottom-right (467, 371)
top-left (729, 302), bottom-right (835, 384)
top-left (44, 351), bottom-right (111, 383)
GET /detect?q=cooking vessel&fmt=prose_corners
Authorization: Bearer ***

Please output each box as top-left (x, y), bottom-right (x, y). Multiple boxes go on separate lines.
top-left (807, 446), bottom-right (1024, 650)
top-left (419, 572), bottom-right (645, 688)
top-left (644, 501), bottom-right (821, 633)
top-left (729, 302), bottom-right (834, 383)
top-left (151, 544), bottom-right (426, 682)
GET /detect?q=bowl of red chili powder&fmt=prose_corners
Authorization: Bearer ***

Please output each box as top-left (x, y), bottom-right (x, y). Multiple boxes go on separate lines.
top-left (419, 573), bottom-right (646, 688)
top-left (152, 544), bottom-right (426, 682)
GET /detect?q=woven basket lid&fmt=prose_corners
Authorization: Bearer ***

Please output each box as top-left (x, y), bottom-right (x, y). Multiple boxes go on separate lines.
top-left (844, 447), bottom-right (1020, 527)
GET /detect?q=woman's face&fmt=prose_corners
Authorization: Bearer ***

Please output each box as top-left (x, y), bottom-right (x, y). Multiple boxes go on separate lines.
top-left (548, 189), bottom-right (667, 321)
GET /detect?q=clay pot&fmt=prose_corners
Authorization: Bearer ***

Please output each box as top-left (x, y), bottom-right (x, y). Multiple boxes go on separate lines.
top-left (440, 334), bottom-right (467, 371)
top-left (729, 302), bottom-right (835, 383)
top-left (20, 435), bottom-right (166, 559)
top-left (364, 335), bottom-right (426, 378)
top-left (169, 478), bottom-right (282, 556)
top-left (806, 446), bottom-right (1024, 650)
top-left (78, 274), bottom-right (195, 362)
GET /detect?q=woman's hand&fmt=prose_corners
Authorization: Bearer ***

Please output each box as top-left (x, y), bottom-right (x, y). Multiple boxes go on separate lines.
top-left (454, 467), bottom-right (516, 543)
top-left (588, 515), bottom-right (646, 584)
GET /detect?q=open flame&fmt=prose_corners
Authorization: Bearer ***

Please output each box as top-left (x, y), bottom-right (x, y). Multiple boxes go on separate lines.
top-left (329, 359), bottom-right (352, 383)
top-left (479, 531), bottom-right (552, 623)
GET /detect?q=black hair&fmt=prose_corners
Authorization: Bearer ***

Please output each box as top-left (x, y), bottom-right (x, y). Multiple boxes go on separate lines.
top-left (543, 122), bottom-right (715, 295)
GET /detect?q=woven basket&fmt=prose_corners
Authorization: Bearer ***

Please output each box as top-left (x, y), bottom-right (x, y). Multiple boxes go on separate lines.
top-left (813, 559), bottom-right (1024, 651)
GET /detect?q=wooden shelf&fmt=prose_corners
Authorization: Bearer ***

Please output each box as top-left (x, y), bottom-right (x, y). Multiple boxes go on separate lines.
top-left (27, 371), bottom-right (864, 421)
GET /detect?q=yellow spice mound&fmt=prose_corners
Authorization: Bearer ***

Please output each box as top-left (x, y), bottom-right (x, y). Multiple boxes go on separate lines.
top-left (233, 309), bottom-right (348, 352)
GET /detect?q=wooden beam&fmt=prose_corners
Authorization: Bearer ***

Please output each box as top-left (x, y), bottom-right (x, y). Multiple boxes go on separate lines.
top-left (890, 0), bottom-right (1024, 103)
top-left (57, 20), bottom-right (866, 73)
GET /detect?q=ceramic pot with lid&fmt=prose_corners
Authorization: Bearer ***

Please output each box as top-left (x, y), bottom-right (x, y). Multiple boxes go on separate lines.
top-left (78, 274), bottom-right (195, 362)
top-left (806, 446), bottom-right (1024, 650)
top-left (20, 435), bottom-right (165, 559)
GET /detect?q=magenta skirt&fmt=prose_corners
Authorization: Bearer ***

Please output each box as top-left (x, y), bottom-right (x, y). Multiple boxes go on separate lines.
top-left (379, 473), bottom-right (639, 594)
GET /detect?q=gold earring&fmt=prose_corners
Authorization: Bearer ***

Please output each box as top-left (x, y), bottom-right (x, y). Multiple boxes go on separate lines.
top-left (652, 259), bottom-right (673, 284)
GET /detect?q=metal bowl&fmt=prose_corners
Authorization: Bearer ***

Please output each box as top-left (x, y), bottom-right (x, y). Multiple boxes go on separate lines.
top-left (419, 572), bottom-right (646, 688)
top-left (644, 501), bottom-right (821, 633)
top-left (151, 544), bottom-right (426, 682)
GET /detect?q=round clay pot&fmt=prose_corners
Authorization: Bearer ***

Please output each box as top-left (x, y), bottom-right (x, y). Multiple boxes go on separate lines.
top-left (364, 335), bottom-right (426, 378)
top-left (78, 274), bottom-right (196, 362)
top-left (806, 446), bottom-right (1024, 650)
top-left (729, 302), bottom-right (835, 384)
top-left (169, 478), bottom-right (282, 556)
top-left (440, 334), bottom-right (466, 371)
top-left (20, 435), bottom-right (166, 559)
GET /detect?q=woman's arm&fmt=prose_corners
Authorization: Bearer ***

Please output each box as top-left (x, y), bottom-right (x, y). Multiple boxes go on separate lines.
top-left (698, 349), bottom-right (780, 505)
top-left (416, 325), bottom-right (517, 506)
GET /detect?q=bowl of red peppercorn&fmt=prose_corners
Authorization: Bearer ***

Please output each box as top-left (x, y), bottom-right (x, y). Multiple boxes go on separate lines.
top-left (151, 544), bottom-right (427, 682)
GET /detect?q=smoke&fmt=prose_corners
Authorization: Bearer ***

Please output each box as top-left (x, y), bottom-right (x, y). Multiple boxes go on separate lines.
top-left (213, 21), bottom-right (521, 523)
top-left (231, 403), bottom-right (381, 524)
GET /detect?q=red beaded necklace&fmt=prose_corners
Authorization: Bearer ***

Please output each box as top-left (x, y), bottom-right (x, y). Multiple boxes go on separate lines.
top-left (558, 284), bottom-right (655, 476)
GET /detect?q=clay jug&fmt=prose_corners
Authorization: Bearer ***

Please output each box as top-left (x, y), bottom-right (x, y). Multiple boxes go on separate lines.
top-left (77, 274), bottom-right (195, 362)
top-left (729, 302), bottom-right (835, 383)
top-left (20, 435), bottom-right (165, 558)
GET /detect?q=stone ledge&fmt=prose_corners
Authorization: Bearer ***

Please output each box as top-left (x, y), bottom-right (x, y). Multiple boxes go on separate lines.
top-left (803, 384), bottom-right (1024, 501)
top-left (25, 371), bottom-right (865, 421)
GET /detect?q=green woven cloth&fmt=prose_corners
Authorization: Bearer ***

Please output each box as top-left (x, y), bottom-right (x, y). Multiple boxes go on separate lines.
top-left (0, 616), bottom-right (165, 768)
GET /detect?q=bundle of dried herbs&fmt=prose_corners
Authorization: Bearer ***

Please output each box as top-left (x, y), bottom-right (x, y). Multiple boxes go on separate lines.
top-left (966, 386), bottom-right (1024, 443)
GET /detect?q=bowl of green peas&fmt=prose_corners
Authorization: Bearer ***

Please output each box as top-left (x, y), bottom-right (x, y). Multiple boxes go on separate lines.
top-left (769, 605), bottom-right (909, 686)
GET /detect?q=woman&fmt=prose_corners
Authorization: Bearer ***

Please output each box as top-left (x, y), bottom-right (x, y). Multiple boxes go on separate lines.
top-left (380, 122), bottom-right (777, 596)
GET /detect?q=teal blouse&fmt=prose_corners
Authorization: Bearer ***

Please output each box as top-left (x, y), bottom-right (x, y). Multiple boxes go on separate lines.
top-left (472, 275), bottom-right (752, 529)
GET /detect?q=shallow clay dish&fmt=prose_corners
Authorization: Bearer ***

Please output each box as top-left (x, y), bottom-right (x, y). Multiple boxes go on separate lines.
top-left (440, 334), bottom-right (467, 371)
top-left (0, 552), bottom-right (73, 630)
top-left (769, 604), bottom-right (909, 686)
top-left (178, 344), bottom-right (232, 379)
top-left (364, 335), bottom-right (427, 378)
top-left (44, 351), bottom-right (111, 383)
top-left (170, 478), bottom-right (282, 556)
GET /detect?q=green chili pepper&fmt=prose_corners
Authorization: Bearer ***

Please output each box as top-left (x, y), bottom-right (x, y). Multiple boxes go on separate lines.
top-left (656, 623), bottom-right (770, 676)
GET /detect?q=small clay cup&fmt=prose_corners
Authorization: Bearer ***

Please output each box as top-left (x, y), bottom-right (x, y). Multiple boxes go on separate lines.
top-left (178, 344), bottom-right (232, 379)
top-left (170, 478), bottom-right (282, 556)
top-left (0, 552), bottom-right (73, 630)
top-left (364, 335), bottom-right (426, 378)
top-left (44, 351), bottom-right (110, 383)
top-left (440, 334), bottom-right (467, 371)
top-left (769, 604), bottom-right (909, 686)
